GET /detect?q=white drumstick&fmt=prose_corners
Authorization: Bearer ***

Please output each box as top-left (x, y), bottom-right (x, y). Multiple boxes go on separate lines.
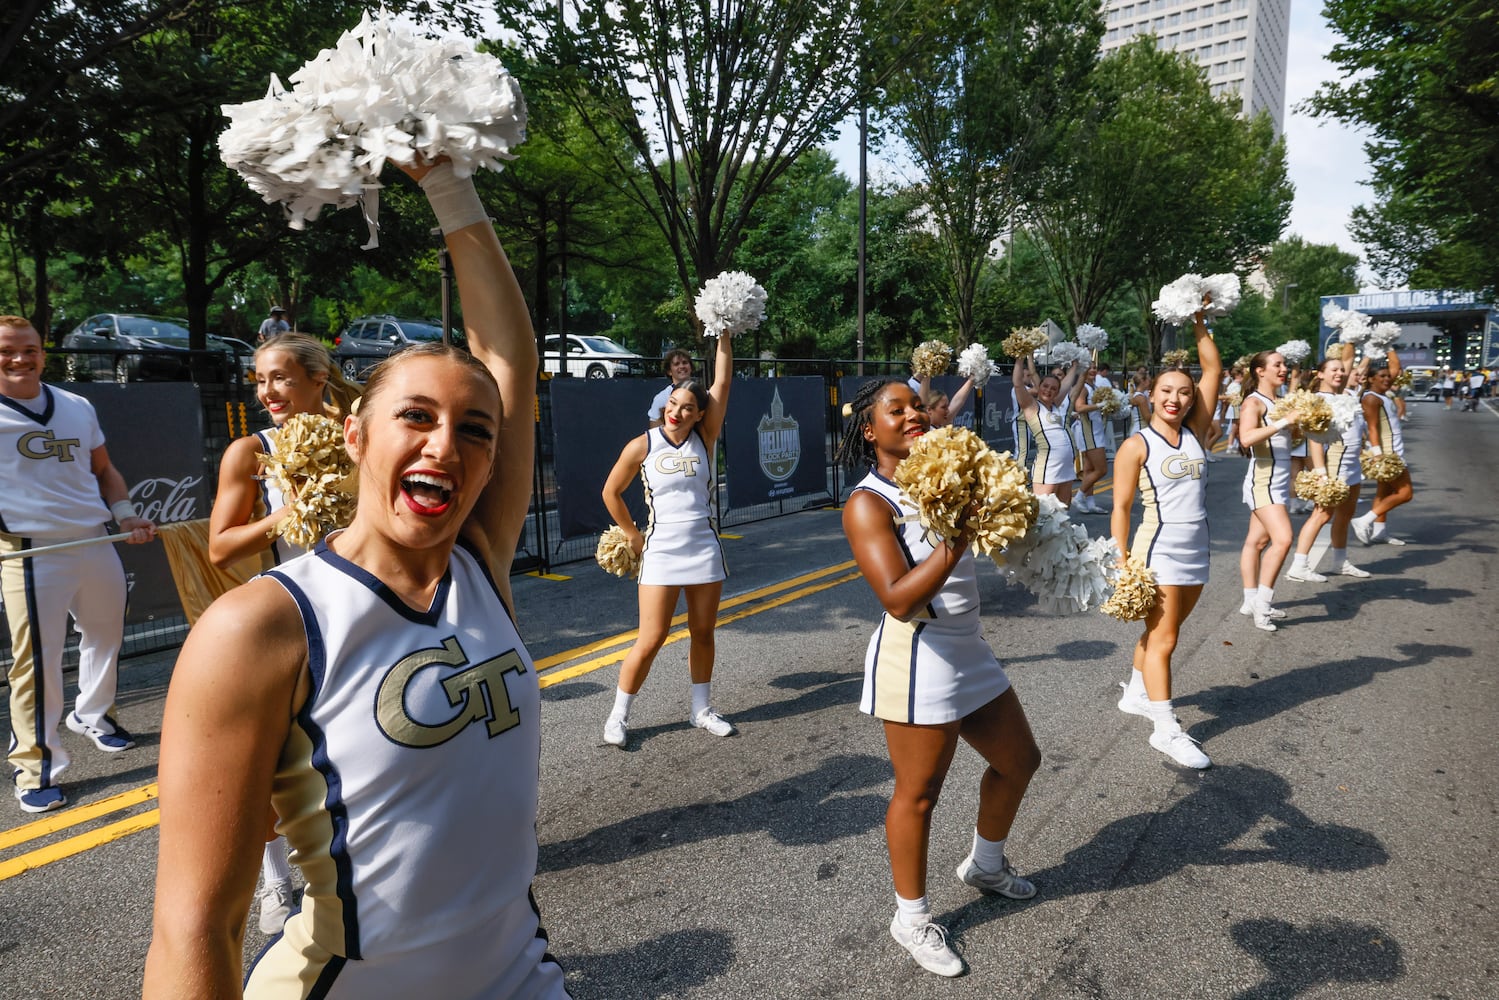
top-left (0, 533), bottom-right (140, 561)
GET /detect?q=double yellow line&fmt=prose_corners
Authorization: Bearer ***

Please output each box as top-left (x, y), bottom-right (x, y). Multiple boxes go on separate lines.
top-left (0, 559), bottom-right (863, 883)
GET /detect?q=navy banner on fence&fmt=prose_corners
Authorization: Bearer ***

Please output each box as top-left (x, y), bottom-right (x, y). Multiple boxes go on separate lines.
top-left (723, 377), bottom-right (827, 507)
top-left (550, 378), bottom-right (660, 538)
top-left (71, 382), bottom-right (209, 623)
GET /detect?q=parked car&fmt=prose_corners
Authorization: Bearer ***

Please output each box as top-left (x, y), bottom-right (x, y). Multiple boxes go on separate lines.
top-left (219, 336), bottom-right (258, 381)
top-left (332, 315), bottom-right (454, 380)
top-left (60, 314), bottom-right (236, 382)
top-left (541, 335), bottom-right (646, 379)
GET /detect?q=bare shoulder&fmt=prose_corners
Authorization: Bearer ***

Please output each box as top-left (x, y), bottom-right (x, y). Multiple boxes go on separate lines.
top-left (180, 577), bottom-right (306, 689)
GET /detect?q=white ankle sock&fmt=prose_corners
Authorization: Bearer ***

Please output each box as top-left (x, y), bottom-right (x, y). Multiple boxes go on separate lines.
top-left (691, 682), bottom-right (711, 717)
top-left (1370, 521), bottom-right (1388, 539)
top-left (895, 893), bottom-right (931, 926)
top-left (1125, 669), bottom-right (1146, 699)
top-left (1329, 547), bottom-right (1347, 567)
top-left (1256, 585), bottom-right (1275, 609)
top-left (262, 838), bottom-right (293, 885)
top-left (971, 831), bottom-right (1008, 871)
top-left (611, 688), bottom-right (635, 721)
top-left (1242, 588), bottom-right (1257, 607)
top-left (1290, 554), bottom-right (1308, 571)
top-left (1145, 699), bottom-right (1178, 735)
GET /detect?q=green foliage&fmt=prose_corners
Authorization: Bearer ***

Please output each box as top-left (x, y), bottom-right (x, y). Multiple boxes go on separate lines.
top-left (1307, 0), bottom-right (1499, 292)
top-left (1262, 236), bottom-right (1361, 341)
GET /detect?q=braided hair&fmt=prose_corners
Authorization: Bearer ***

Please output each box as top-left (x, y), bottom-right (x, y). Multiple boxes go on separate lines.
top-left (836, 377), bottom-right (906, 472)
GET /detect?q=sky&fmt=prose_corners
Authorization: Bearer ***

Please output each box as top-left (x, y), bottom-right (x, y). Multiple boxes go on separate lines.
top-left (827, 1), bottom-right (1380, 290)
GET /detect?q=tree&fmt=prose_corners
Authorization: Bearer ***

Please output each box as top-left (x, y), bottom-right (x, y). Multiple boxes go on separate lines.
top-left (495, 0), bottom-right (952, 339)
top-left (1307, 0), bottom-right (1499, 292)
top-left (1262, 236), bottom-right (1361, 342)
top-left (882, 0), bottom-right (1101, 344)
top-left (1023, 39), bottom-right (1292, 362)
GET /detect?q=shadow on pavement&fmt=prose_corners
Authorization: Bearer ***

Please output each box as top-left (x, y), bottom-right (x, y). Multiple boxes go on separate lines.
top-left (563, 927), bottom-right (734, 1000)
top-left (1179, 642), bottom-right (1469, 744)
top-left (1230, 917), bottom-right (1404, 999)
top-left (539, 752), bottom-right (889, 874)
top-left (939, 763), bottom-right (1388, 934)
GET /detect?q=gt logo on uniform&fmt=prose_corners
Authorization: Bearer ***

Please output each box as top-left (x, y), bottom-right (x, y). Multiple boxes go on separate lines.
top-left (654, 451), bottom-right (700, 476)
top-left (375, 636), bottom-right (526, 748)
top-left (18, 430), bottom-right (83, 463)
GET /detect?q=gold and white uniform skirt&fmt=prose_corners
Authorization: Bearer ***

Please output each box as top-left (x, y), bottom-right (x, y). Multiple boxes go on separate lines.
top-left (861, 608), bottom-right (1010, 725)
top-left (639, 516), bottom-right (727, 587)
top-left (1130, 519), bottom-right (1210, 587)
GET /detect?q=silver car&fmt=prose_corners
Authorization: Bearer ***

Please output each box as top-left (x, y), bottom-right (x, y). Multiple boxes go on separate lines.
top-left (541, 335), bottom-right (646, 379)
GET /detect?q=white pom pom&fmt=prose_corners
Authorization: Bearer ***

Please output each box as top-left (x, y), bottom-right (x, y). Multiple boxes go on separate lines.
top-left (694, 270), bottom-right (768, 338)
top-left (1201, 273), bottom-right (1241, 316)
top-left (1075, 323), bottom-right (1108, 352)
top-left (1367, 321), bottom-right (1401, 351)
top-left (1045, 342), bottom-right (1085, 367)
top-left (1337, 312), bottom-right (1373, 345)
top-left (996, 496), bottom-right (1113, 614)
top-left (1325, 393), bottom-right (1360, 437)
top-left (957, 343), bottom-right (993, 387)
top-left (1151, 274), bottom-right (1206, 325)
top-left (1322, 302), bottom-right (1350, 328)
top-left (1276, 339), bottom-right (1312, 365)
top-left (220, 11), bottom-right (527, 235)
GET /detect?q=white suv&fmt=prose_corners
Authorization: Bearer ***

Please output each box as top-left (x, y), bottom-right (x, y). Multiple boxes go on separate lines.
top-left (542, 335), bottom-right (646, 379)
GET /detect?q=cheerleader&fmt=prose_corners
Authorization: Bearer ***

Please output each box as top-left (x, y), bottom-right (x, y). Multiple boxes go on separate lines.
top-left (1286, 352), bottom-right (1373, 582)
top-left (206, 332), bottom-right (360, 935)
top-left (601, 332), bottom-right (736, 746)
top-left (1351, 353), bottom-right (1414, 545)
top-left (915, 372), bottom-right (974, 429)
top-left (1069, 364), bottom-right (1109, 514)
top-left (1221, 363), bottom-right (1245, 454)
top-left (837, 378), bottom-right (1040, 978)
top-left (1237, 350), bottom-right (1304, 632)
top-left (1286, 368), bottom-right (1316, 513)
top-left (1111, 311), bottom-right (1221, 769)
top-left (1126, 371), bottom-right (1152, 438)
top-left (1013, 356), bottom-right (1083, 505)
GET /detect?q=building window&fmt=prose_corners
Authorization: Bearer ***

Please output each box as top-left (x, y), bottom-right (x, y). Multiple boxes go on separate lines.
top-left (1168, 11), bottom-right (1181, 25)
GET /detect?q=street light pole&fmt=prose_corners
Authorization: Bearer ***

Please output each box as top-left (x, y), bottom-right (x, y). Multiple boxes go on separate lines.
top-left (1282, 282), bottom-right (1299, 314)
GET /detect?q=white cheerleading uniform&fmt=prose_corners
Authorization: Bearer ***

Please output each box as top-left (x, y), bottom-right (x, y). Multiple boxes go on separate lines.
top-left (245, 536), bottom-right (568, 1000)
top-left (1010, 389), bottom-right (1031, 474)
top-left (638, 427), bottom-right (725, 586)
top-left (1242, 390), bottom-right (1291, 509)
top-left (851, 471), bottom-right (1010, 725)
top-left (1129, 427), bottom-right (1210, 586)
top-left (1126, 390), bottom-right (1149, 438)
top-left (1367, 390), bottom-right (1405, 459)
top-left (1321, 390), bottom-right (1365, 486)
top-left (1, 385), bottom-right (129, 793)
top-left (1073, 384), bottom-right (1106, 451)
top-left (1024, 400), bottom-right (1076, 486)
top-left (255, 428), bottom-right (304, 564)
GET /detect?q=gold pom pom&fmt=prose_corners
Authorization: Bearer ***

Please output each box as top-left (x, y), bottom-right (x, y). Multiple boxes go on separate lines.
top-left (1293, 470), bottom-right (1351, 507)
top-left (1223, 387), bottom-right (1243, 409)
top-left (1271, 389), bottom-right (1334, 437)
top-left (1100, 556), bottom-right (1157, 622)
top-left (1092, 385), bottom-right (1123, 417)
top-left (910, 340), bottom-right (954, 378)
top-left (1161, 348), bottom-right (1191, 368)
top-left (595, 526), bottom-right (641, 579)
top-left (893, 426), bottom-right (1036, 557)
top-left (1001, 326), bottom-right (1048, 358)
top-left (1360, 451), bottom-right (1407, 483)
top-left (257, 414), bottom-right (357, 550)
top-left (1391, 370), bottom-right (1413, 390)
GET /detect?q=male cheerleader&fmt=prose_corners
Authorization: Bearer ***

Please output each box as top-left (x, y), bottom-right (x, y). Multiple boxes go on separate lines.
top-left (1, 315), bottom-right (156, 813)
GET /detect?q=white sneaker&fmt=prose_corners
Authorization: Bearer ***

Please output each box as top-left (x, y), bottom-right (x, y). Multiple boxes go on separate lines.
top-left (691, 707), bottom-right (736, 737)
top-left (1332, 562), bottom-right (1372, 578)
top-left (956, 855), bottom-right (1037, 899)
top-left (1252, 609), bottom-right (1278, 632)
top-left (1351, 515), bottom-right (1375, 545)
top-left (1240, 603), bottom-right (1286, 619)
top-left (1384, 535), bottom-right (1408, 546)
top-left (889, 916), bottom-right (964, 977)
top-left (259, 879), bottom-right (295, 935)
top-left (1149, 729), bottom-right (1211, 769)
top-left (1117, 681), bottom-right (1151, 719)
top-left (603, 714), bottom-right (628, 747)
top-left (1285, 565), bottom-right (1327, 583)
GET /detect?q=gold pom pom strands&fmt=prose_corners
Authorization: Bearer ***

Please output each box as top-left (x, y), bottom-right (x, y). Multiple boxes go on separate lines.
top-left (1271, 389), bottom-right (1334, 437)
top-left (910, 340), bottom-right (954, 379)
top-left (594, 525), bottom-right (641, 578)
top-left (892, 426), bottom-right (1036, 557)
top-left (1360, 451), bottom-right (1407, 483)
top-left (1092, 385), bottom-right (1123, 417)
top-left (1100, 555), bottom-right (1157, 622)
top-left (256, 413), bottom-right (358, 550)
top-left (1001, 326), bottom-right (1048, 359)
top-left (1293, 470), bottom-right (1351, 508)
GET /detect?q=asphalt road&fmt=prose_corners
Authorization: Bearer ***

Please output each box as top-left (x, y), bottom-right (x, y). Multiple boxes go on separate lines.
top-left (2, 399), bottom-right (1496, 999)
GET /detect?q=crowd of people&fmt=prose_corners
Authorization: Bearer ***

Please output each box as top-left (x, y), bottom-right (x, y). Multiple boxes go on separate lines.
top-left (2, 164), bottom-right (1458, 987)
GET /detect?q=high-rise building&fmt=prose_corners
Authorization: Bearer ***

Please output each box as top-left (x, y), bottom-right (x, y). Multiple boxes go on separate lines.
top-left (1099, 0), bottom-right (1291, 135)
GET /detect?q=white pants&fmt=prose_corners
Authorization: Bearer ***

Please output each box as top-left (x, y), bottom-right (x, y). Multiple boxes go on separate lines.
top-left (4, 529), bottom-right (127, 790)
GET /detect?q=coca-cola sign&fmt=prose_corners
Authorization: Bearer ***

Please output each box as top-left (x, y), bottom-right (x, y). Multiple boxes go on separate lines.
top-left (129, 475), bottom-right (205, 525)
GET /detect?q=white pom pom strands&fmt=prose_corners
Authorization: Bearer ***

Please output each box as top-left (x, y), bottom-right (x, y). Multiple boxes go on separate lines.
top-left (1326, 393), bottom-right (1360, 436)
top-left (1276, 340), bottom-right (1312, 366)
top-left (1324, 303), bottom-right (1374, 345)
top-left (1367, 321), bottom-right (1402, 352)
top-left (1046, 342), bottom-right (1087, 368)
top-left (1151, 273), bottom-right (1241, 324)
top-left (1075, 323), bottom-right (1108, 353)
top-left (220, 10), bottom-right (527, 242)
top-left (957, 343), bottom-right (993, 387)
top-left (996, 495), bottom-right (1113, 615)
top-left (694, 271), bottom-right (768, 339)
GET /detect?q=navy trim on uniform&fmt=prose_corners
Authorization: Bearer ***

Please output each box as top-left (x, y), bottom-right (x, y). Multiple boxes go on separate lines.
top-left (255, 431), bottom-right (285, 566)
top-left (0, 384), bottom-right (54, 425)
top-left (21, 548), bottom-right (53, 787)
top-left (265, 569), bottom-right (363, 960)
top-left (307, 955), bottom-right (349, 999)
top-left (867, 615), bottom-right (885, 711)
top-left (907, 621), bottom-right (926, 722)
top-left (311, 537), bottom-right (452, 626)
top-left (858, 476), bottom-right (937, 618)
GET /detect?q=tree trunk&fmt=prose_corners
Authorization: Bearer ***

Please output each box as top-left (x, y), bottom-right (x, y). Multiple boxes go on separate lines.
top-left (28, 198), bottom-right (50, 342)
top-left (184, 113), bottom-right (210, 348)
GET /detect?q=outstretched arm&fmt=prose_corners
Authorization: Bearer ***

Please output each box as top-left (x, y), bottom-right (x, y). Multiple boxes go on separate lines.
top-left (1012, 358), bottom-right (1038, 417)
top-left (403, 161), bottom-right (537, 596)
top-left (1186, 313), bottom-right (1222, 441)
top-left (699, 332), bottom-right (735, 448)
